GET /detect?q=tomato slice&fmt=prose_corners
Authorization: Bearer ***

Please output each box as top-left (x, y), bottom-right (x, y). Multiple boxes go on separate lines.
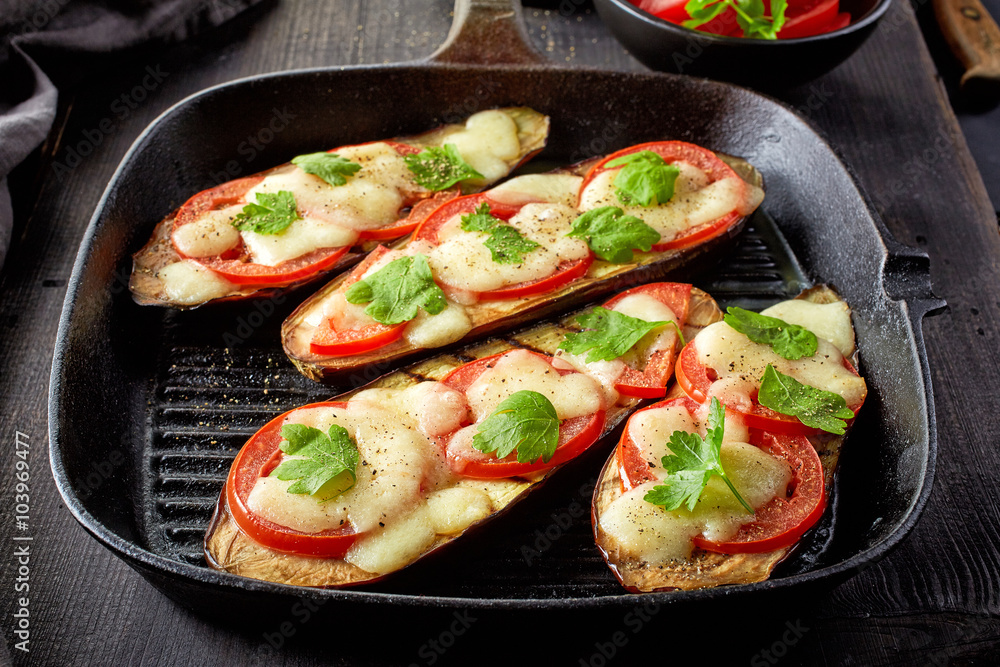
top-left (413, 192), bottom-right (594, 300)
top-left (693, 430), bottom-right (826, 553)
top-left (309, 245), bottom-right (403, 356)
top-left (597, 282), bottom-right (693, 399)
top-left (675, 338), bottom-right (865, 436)
top-left (226, 401), bottom-right (361, 558)
top-left (439, 351), bottom-right (606, 479)
top-left (615, 397), bottom-right (826, 553)
top-left (579, 141), bottom-right (748, 252)
top-left (617, 396), bottom-right (703, 491)
top-left (172, 140), bottom-right (441, 286)
top-left (778, 0), bottom-right (841, 39)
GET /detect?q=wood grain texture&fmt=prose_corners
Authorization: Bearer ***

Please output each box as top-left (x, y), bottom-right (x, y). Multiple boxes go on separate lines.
top-left (1, 0), bottom-right (999, 665)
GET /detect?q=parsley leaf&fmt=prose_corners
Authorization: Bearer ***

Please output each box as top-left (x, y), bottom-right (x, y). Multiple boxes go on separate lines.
top-left (605, 150), bottom-right (681, 207)
top-left (757, 364), bottom-right (855, 435)
top-left (560, 307), bottom-right (670, 363)
top-left (291, 152), bottom-right (362, 186)
top-left (724, 306), bottom-right (818, 360)
top-left (644, 398), bottom-right (754, 514)
top-left (566, 206), bottom-right (661, 263)
top-left (404, 144), bottom-right (484, 191)
top-left (270, 423), bottom-right (359, 497)
top-left (460, 202), bottom-right (540, 264)
top-left (472, 390), bottom-right (561, 464)
top-left (344, 254), bottom-right (447, 325)
top-left (460, 203), bottom-right (502, 232)
top-left (231, 190), bottom-right (300, 235)
top-left (483, 225), bottom-right (540, 264)
top-left (684, 0), bottom-right (788, 39)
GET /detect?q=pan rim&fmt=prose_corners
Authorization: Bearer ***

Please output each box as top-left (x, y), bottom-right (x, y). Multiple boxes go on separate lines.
top-left (48, 60), bottom-right (941, 610)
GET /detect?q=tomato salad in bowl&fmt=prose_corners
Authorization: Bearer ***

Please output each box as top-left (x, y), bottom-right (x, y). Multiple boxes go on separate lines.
top-left (282, 140), bottom-right (763, 382)
top-left (129, 108), bottom-right (550, 308)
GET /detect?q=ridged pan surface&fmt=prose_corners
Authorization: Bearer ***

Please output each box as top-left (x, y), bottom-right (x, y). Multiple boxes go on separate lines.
top-left (49, 63), bottom-right (942, 613)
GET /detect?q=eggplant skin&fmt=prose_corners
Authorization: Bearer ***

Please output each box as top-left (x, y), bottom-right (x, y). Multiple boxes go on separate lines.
top-left (282, 153), bottom-right (764, 384)
top-left (205, 287), bottom-right (720, 589)
top-left (129, 107), bottom-right (550, 310)
top-left (592, 286), bottom-right (855, 593)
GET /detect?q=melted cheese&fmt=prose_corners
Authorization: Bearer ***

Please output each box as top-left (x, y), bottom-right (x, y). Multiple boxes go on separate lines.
top-left (600, 406), bottom-right (790, 562)
top-left (245, 144), bottom-right (416, 231)
top-left (240, 216), bottom-right (358, 266)
top-left (695, 319), bottom-right (866, 407)
top-left (487, 173), bottom-right (583, 207)
top-left (465, 349), bottom-right (602, 421)
top-left (403, 300), bottom-right (472, 348)
top-left (428, 203), bottom-right (589, 293)
top-left (442, 109), bottom-right (521, 183)
top-left (157, 260), bottom-right (235, 304)
top-left (171, 206), bottom-right (242, 258)
top-left (760, 299), bottom-right (855, 358)
top-left (579, 162), bottom-right (745, 242)
top-left (554, 292), bottom-right (680, 405)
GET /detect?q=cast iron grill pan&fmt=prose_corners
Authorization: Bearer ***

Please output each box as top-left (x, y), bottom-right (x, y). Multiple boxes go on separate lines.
top-left (50, 0), bottom-right (943, 616)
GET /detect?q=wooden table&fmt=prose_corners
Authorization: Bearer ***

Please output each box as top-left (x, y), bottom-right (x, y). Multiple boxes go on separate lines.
top-left (2, 1), bottom-right (999, 664)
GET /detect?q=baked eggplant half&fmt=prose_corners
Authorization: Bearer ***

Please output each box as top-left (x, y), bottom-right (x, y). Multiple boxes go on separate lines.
top-left (204, 283), bottom-right (720, 588)
top-left (129, 107), bottom-right (550, 308)
top-left (593, 286), bottom-right (867, 592)
top-left (282, 141), bottom-right (764, 382)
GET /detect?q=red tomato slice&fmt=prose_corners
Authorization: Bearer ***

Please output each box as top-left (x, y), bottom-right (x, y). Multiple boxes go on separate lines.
top-left (413, 192), bottom-right (594, 300)
top-left (579, 141), bottom-right (748, 252)
top-left (173, 140), bottom-right (439, 286)
top-left (617, 396), bottom-right (702, 491)
top-left (226, 401), bottom-right (360, 558)
top-left (439, 351), bottom-right (606, 479)
top-left (693, 430), bottom-right (826, 553)
top-left (309, 245), bottom-right (403, 356)
top-left (778, 0), bottom-right (841, 39)
top-left (615, 397), bottom-right (826, 553)
top-left (633, 0), bottom-right (690, 22)
top-left (598, 282), bottom-right (693, 399)
top-left (675, 338), bottom-right (865, 436)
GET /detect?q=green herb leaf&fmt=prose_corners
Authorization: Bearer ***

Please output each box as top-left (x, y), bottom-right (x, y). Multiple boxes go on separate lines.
top-left (605, 150), bottom-right (681, 207)
top-left (757, 364), bottom-right (855, 435)
top-left (291, 152), bottom-right (362, 186)
top-left (461, 202), bottom-right (540, 264)
top-left (724, 306), bottom-right (818, 360)
top-left (559, 307), bottom-right (670, 363)
top-left (344, 254), bottom-right (447, 325)
top-left (271, 423), bottom-right (359, 497)
top-left (472, 390), bottom-right (560, 464)
top-left (404, 144), bottom-right (484, 191)
top-left (483, 225), bottom-right (540, 264)
top-left (566, 206), bottom-right (661, 263)
top-left (682, 0), bottom-right (787, 39)
top-left (231, 190), bottom-right (300, 235)
top-left (460, 203), bottom-right (502, 232)
top-left (644, 398), bottom-right (754, 514)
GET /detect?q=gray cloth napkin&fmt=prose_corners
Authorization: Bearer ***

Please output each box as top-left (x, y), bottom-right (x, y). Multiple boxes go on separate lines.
top-left (0, 0), bottom-right (265, 271)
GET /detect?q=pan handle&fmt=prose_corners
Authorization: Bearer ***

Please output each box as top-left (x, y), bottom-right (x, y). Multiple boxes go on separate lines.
top-left (882, 241), bottom-right (947, 315)
top-left (428, 0), bottom-right (550, 65)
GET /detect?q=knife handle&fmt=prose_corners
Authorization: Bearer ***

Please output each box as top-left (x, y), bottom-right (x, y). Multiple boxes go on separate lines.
top-left (933, 0), bottom-right (1000, 95)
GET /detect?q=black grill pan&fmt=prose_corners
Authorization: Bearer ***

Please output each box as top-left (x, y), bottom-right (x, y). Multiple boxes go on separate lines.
top-left (49, 0), bottom-right (944, 630)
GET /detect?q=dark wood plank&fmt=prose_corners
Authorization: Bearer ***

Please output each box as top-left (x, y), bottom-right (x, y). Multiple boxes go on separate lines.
top-left (2, 1), bottom-right (999, 665)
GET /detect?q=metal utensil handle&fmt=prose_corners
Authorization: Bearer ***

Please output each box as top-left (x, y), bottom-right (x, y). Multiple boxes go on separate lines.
top-left (428, 0), bottom-right (549, 65)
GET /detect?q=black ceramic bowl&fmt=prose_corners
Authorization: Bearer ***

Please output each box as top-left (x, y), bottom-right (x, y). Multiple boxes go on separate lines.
top-left (593, 0), bottom-right (892, 88)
